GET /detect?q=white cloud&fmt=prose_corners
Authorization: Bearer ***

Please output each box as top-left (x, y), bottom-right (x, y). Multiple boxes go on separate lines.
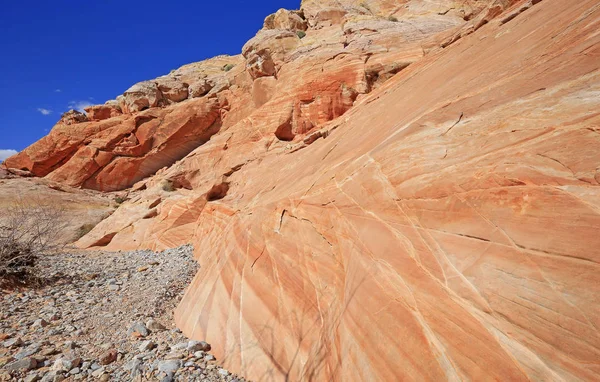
top-left (0, 149), bottom-right (18, 162)
top-left (37, 108), bottom-right (53, 115)
top-left (68, 100), bottom-right (94, 113)
top-left (55, 89), bottom-right (62, 93)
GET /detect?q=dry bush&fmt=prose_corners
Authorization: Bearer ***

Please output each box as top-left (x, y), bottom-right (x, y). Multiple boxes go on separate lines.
top-left (0, 197), bottom-right (67, 285)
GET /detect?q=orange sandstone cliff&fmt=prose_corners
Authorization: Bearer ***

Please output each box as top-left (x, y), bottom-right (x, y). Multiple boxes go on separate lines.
top-left (3, 0), bottom-right (600, 380)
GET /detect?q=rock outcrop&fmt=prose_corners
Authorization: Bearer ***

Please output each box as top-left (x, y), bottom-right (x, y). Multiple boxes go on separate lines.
top-left (3, 0), bottom-right (600, 381)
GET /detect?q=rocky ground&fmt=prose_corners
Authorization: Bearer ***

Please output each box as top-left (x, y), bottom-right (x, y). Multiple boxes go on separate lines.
top-left (0, 246), bottom-right (247, 382)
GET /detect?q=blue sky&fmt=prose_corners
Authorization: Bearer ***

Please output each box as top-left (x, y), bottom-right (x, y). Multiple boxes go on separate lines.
top-left (0, 0), bottom-right (300, 156)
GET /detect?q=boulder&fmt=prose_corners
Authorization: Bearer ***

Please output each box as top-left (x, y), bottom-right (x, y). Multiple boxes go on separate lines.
top-left (263, 9), bottom-right (308, 31)
top-left (120, 81), bottom-right (164, 113)
top-left (188, 79), bottom-right (213, 98)
top-left (156, 77), bottom-right (189, 103)
top-left (58, 110), bottom-right (88, 125)
top-left (242, 30), bottom-right (299, 79)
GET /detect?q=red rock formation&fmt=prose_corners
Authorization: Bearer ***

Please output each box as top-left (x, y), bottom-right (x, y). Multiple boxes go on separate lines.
top-left (85, 103), bottom-right (122, 121)
top-left (4, 0), bottom-right (600, 380)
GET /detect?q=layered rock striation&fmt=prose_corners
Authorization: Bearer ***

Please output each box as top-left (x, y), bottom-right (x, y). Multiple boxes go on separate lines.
top-left (4, 0), bottom-right (600, 381)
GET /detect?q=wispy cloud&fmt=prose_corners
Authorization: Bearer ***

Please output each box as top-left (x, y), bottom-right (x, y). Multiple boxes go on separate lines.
top-left (55, 89), bottom-right (62, 93)
top-left (37, 108), bottom-right (53, 115)
top-left (0, 149), bottom-right (18, 162)
top-left (68, 100), bottom-right (94, 113)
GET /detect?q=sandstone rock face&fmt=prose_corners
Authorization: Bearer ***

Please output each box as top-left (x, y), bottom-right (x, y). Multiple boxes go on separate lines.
top-left (5, 0), bottom-right (600, 381)
top-left (85, 104), bottom-right (122, 121)
top-left (6, 98), bottom-right (222, 191)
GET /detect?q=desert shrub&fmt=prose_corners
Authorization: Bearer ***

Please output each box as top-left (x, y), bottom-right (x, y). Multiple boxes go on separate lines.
top-left (296, 30), bottom-right (306, 39)
top-left (114, 196), bottom-right (126, 204)
top-left (222, 64), bottom-right (235, 72)
top-left (161, 180), bottom-right (175, 192)
top-left (0, 197), bottom-right (66, 284)
top-left (388, 16), bottom-right (398, 22)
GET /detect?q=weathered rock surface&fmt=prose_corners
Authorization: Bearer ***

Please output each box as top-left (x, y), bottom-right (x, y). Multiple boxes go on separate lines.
top-left (85, 103), bottom-right (122, 121)
top-left (3, 0), bottom-right (600, 381)
top-left (57, 110), bottom-right (88, 125)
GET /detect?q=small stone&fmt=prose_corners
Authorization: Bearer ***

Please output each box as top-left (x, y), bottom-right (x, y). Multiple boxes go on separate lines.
top-left (40, 348), bottom-right (58, 356)
top-left (158, 359), bottom-right (181, 374)
top-left (3, 337), bottom-right (23, 348)
top-left (187, 340), bottom-right (211, 352)
top-left (172, 342), bottom-right (187, 351)
top-left (99, 374), bottom-right (111, 382)
top-left (14, 343), bottom-right (41, 359)
top-left (139, 340), bottom-right (156, 352)
top-left (99, 349), bottom-right (118, 365)
top-left (91, 367), bottom-right (105, 378)
top-left (5, 357), bottom-right (37, 371)
top-left (32, 319), bottom-right (49, 328)
top-left (193, 351), bottom-right (205, 358)
top-left (205, 354), bottom-right (216, 362)
top-left (128, 322), bottom-right (149, 337)
top-left (108, 284), bottom-right (119, 291)
top-left (0, 357), bottom-right (12, 368)
top-left (70, 367), bottom-right (81, 375)
top-left (40, 371), bottom-right (60, 382)
top-left (90, 363), bottom-right (101, 371)
top-left (164, 351), bottom-right (185, 360)
top-left (218, 368), bottom-right (229, 376)
top-left (24, 375), bottom-right (41, 382)
top-left (52, 355), bottom-right (81, 371)
top-left (146, 319), bottom-right (166, 331)
top-left (137, 265), bottom-right (149, 272)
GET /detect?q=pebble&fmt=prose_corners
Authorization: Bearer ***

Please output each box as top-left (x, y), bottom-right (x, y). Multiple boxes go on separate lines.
top-left (99, 349), bottom-right (118, 365)
top-left (187, 340), bottom-right (211, 352)
top-left (32, 319), bottom-right (49, 328)
top-left (128, 322), bottom-right (149, 337)
top-left (139, 340), bottom-right (156, 352)
top-left (4, 357), bottom-right (37, 371)
top-left (3, 337), bottom-right (23, 348)
top-left (157, 359), bottom-right (181, 374)
top-left (146, 318), bottom-right (166, 331)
